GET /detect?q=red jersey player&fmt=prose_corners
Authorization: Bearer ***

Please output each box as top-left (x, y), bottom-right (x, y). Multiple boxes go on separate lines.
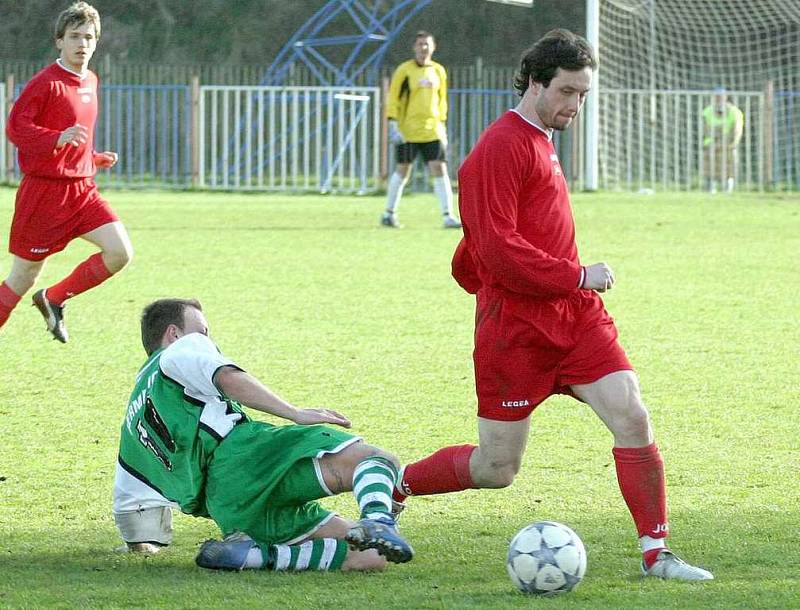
top-left (0, 2), bottom-right (132, 343)
top-left (392, 30), bottom-right (713, 581)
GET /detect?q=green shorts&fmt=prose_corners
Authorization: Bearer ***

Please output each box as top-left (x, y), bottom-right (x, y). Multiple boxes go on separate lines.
top-left (205, 421), bottom-right (359, 545)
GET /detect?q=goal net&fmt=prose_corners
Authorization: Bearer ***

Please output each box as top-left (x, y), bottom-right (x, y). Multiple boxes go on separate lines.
top-left (593, 0), bottom-right (800, 191)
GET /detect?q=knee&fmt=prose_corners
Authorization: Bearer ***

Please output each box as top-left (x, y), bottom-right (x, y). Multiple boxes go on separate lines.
top-left (613, 401), bottom-right (652, 444)
top-left (346, 442), bottom-right (400, 471)
top-left (429, 162), bottom-right (446, 177)
top-left (361, 444), bottom-right (401, 471)
top-left (482, 464), bottom-right (518, 489)
top-left (473, 451), bottom-right (520, 489)
top-left (104, 243), bottom-right (134, 273)
top-left (7, 267), bottom-right (40, 294)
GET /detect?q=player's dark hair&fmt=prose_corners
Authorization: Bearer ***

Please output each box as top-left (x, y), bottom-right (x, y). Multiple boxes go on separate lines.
top-left (414, 30), bottom-right (435, 43)
top-left (55, 1), bottom-right (101, 41)
top-left (141, 298), bottom-right (203, 356)
top-left (513, 29), bottom-right (597, 96)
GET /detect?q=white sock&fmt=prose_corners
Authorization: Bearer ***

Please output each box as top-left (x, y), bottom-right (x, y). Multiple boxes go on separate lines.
top-left (433, 174), bottom-right (454, 217)
top-left (726, 177), bottom-right (735, 192)
top-left (386, 172), bottom-right (408, 214)
top-left (639, 535), bottom-right (668, 553)
top-left (244, 546), bottom-right (265, 569)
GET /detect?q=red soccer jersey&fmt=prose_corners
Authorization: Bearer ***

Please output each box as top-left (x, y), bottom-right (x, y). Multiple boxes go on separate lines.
top-left (453, 110), bottom-right (583, 298)
top-left (6, 62), bottom-right (99, 178)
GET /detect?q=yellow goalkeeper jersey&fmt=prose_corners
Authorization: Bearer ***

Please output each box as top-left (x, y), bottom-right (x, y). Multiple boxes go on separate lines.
top-left (386, 59), bottom-right (448, 143)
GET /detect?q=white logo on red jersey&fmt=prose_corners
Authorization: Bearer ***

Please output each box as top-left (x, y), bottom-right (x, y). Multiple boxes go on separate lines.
top-left (501, 399), bottom-right (530, 408)
top-left (77, 87), bottom-right (93, 104)
top-left (550, 153), bottom-right (563, 176)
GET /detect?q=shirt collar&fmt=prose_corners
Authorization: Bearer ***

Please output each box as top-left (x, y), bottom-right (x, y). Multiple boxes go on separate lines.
top-left (56, 58), bottom-right (88, 80)
top-left (510, 109), bottom-right (553, 141)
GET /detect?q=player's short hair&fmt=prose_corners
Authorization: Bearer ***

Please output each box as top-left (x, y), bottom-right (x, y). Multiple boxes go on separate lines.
top-left (55, 2), bottom-right (101, 41)
top-left (414, 30), bottom-right (435, 43)
top-left (513, 29), bottom-right (597, 96)
top-left (141, 298), bottom-right (203, 356)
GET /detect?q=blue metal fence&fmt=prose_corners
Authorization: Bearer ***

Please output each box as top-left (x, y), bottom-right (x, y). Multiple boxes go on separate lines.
top-left (3, 81), bottom-right (797, 191)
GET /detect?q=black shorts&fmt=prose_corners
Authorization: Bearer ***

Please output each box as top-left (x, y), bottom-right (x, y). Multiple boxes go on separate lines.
top-left (396, 140), bottom-right (446, 164)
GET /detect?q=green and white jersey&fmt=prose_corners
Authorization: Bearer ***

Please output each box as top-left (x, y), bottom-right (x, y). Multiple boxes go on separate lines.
top-left (113, 333), bottom-right (248, 516)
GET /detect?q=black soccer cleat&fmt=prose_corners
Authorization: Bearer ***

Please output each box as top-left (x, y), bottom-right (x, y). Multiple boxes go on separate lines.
top-left (32, 289), bottom-right (68, 343)
top-left (345, 516), bottom-right (414, 563)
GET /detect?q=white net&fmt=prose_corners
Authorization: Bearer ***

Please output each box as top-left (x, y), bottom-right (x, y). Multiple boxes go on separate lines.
top-left (595, 0), bottom-right (800, 191)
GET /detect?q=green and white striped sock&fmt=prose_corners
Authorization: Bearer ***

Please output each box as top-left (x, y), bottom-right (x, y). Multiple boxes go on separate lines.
top-left (352, 457), bottom-right (398, 520)
top-left (261, 538), bottom-right (348, 571)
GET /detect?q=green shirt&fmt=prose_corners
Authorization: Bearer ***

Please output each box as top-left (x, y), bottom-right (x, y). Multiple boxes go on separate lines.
top-left (113, 333), bottom-right (247, 516)
top-left (703, 103), bottom-right (743, 146)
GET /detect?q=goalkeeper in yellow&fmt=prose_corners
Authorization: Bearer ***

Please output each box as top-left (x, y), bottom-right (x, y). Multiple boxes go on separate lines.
top-left (382, 31), bottom-right (461, 229)
top-left (702, 87), bottom-right (744, 193)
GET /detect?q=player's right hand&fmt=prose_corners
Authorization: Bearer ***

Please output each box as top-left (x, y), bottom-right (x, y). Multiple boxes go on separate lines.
top-left (57, 124), bottom-right (89, 148)
top-left (582, 262), bottom-right (616, 293)
top-left (292, 407), bottom-right (352, 429)
top-left (388, 119), bottom-right (405, 144)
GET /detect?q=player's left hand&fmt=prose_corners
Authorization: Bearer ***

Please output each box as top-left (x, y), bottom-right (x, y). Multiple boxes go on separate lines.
top-left (95, 151), bottom-right (119, 168)
top-left (292, 407), bottom-right (352, 428)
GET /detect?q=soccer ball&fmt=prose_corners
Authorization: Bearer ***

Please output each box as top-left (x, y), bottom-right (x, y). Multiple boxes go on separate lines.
top-left (506, 521), bottom-right (587, 595)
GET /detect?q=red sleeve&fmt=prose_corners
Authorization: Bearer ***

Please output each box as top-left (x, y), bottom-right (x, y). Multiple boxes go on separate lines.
top-left (459, 133), bottom-right (581, 298)
top-left (451, 237), bottom-right (481, 294)
top-left (6, 77), bottom-right (61, 155)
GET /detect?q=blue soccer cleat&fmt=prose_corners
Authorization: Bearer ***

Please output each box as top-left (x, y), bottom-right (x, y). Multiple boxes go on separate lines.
top-left (195, 532), bottom-right (257, 571)
top-left (345, 516), bottom-right (414, 563)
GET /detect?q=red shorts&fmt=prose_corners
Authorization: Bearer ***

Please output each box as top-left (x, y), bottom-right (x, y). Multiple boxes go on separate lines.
top-left (473, 287), bottom-right (633, 421)
top-left (8, 175), bottom-right (118, 261)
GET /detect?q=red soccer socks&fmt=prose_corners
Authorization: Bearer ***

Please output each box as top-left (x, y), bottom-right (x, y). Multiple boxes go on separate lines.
top-left (46, 252), bottom-right (113, 306)
top-left (613, 442), bottom-right (669, 565)
top-left (0, 282), bottom-right (22, 327)
top-left (395, 444), bottom-right (477, 498)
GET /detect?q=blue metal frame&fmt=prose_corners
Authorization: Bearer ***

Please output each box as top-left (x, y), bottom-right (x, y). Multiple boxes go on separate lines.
top-left (262, 0), bottom-right (433, 86)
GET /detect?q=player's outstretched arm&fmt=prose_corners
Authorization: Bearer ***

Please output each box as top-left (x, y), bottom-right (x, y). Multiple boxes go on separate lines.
top-left (214, 366), bottom-right (351, 428)
top-left (581, 262), bottom-right (616, 293)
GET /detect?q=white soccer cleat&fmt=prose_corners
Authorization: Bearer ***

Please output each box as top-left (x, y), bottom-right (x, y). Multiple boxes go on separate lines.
top-left (641, 550), bottom-right (714, 581)
top-left (443, 215), bottom-right (462, 229)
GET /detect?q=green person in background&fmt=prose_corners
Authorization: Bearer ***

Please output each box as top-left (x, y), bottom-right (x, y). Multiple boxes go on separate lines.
top-left (702, 87), bottom-right (744, 194)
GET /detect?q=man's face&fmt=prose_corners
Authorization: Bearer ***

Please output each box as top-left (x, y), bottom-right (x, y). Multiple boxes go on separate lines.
top-left (413, 36), bottom-right (435, 64)
top-left (179, 307), bottom-right (210, 339)
top-left (56, 22), bottom-right (97, 73)
top-left (532, 67), bottom-right (592, 131)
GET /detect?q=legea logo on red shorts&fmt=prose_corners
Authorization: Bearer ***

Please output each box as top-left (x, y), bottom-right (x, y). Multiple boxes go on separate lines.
top-left (501, 399), bottom-right (530, 408)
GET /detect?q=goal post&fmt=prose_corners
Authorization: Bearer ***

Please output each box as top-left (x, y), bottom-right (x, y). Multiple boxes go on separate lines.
top-left (588, 0), bottom-right (800, 191)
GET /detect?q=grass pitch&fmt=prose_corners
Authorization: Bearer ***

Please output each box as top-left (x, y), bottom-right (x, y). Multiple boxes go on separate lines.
top-left (0, 188), bottom-right (798, 609)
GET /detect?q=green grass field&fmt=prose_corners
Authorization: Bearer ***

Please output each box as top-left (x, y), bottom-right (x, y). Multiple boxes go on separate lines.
top-left (0, 187), bottom-right (798, 609)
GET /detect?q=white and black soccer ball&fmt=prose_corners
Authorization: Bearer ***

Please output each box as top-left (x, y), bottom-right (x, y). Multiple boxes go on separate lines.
top-left (507, 521), bottom-right (587, 595)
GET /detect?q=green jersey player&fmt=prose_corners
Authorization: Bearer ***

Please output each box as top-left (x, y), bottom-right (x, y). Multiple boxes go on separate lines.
top-left (113, 298), bottom-right (413, 572)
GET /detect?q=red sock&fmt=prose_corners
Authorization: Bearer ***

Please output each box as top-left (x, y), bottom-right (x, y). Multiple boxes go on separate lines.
top-left (0, 282), bottom-right (23, 327)
top-left (396, 444), bottom-right (477, 497)
top-left (642, 548), bottom-right (666, 568)
top-left (613, 443), bottom-right (669, 542)
top-left (46, 253), bottom-right (113, 306)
